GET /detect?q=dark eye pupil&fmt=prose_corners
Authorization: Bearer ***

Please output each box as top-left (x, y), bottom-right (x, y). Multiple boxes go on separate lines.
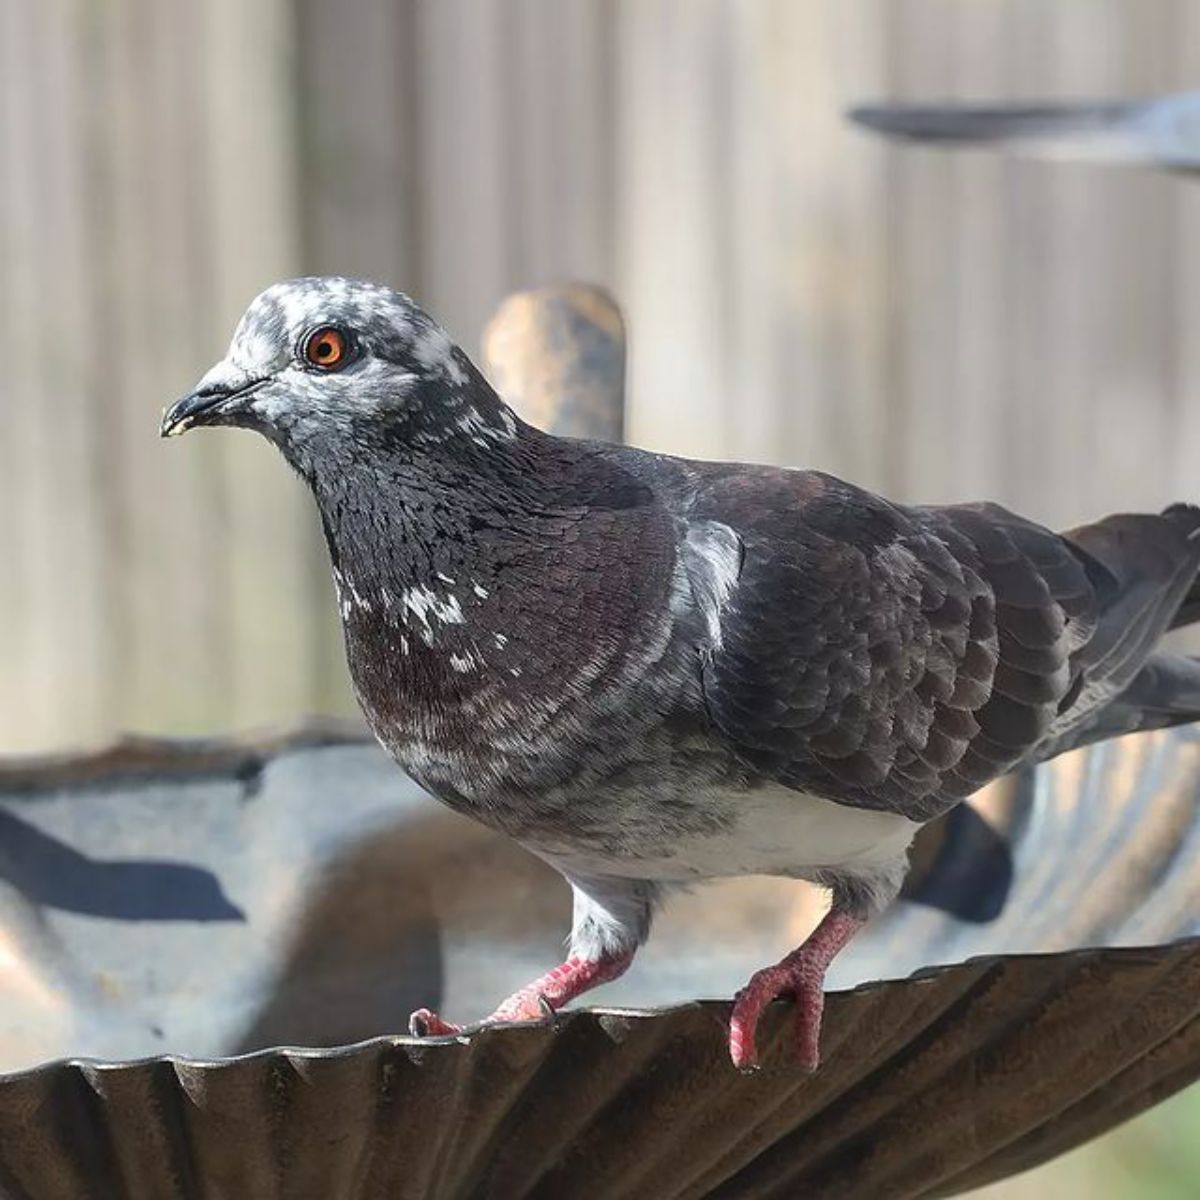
top-left (317, 340), bottom-right (333, 358)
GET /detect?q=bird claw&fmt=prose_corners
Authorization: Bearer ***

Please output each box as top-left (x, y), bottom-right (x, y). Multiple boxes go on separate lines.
top-left (728, 910), bottom-right (864, 1071)
top-left (409, 953), bottom-right (632, 1041)
top-left (407, 993), bottom-right (555, 1040)
top-left (408, 1007), bottom-right (463, 1038)
top-left (728, 967), bottom-right (824, 1072)
top-left (490, 989), bottom-right (556, 1024)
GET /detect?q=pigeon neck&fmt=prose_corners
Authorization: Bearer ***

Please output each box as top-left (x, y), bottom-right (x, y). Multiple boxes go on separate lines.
top-left (302, 406), bottom-right (676, 788)
top-left (308, 406), bottom-right (583, 591)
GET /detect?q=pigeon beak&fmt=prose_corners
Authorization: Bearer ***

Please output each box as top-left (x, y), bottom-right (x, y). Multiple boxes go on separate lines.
top-left (160, 375), bottom-right (269, 438)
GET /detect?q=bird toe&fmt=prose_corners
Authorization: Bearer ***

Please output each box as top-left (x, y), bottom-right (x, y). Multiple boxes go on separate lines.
top-left (408, 1007), bottom-right (462, 1037)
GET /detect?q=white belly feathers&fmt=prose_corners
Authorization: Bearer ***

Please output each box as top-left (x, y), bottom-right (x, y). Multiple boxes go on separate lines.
top-left (537, 784), bottom-right (921, 884)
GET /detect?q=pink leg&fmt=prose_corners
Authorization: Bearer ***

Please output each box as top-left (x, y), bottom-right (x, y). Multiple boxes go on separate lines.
top-left (409, 951), bottom-right (634, 1038)
top-left (728, 908), bottom-right (865, 1072)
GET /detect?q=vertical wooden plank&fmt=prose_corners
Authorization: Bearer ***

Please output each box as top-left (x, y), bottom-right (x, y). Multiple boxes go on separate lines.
top-left (547, 0), bottom-right (619, 281)
top-left (295, 0), bottom-right (418, 285)
top-left (940, 0), bottom-right (1014, 504)
top-left (142, 0), bottom-right (236, 728)
top-left (1166, 0), bottom-right (1200, 657)
top-left (199, 0), bottom-right (331, 729)
top-left (820, 0), bottom-right (893, 490)
top-left (616, 0), bottom-right (731, 460)
top-left (0, 1), bottom-right (124, 751)
top-left (1002, 0), bottom-right (1068, 522)
top-left (502, 0), bottom-right (617, 288)
top-left (26, 0), bottom-right (115, 750)
top-left (85, 0), bottom-right (156, 736)
top-left (80, 0), bottom-right (232, 738)
top-left (1170, 0), bottom-right (1200, 492)
top-left (412, 0), bottom-right (512, 340)
top-left (720, 0), bottom-right (782, 463)
top-left (0, 0), bottom-right (49, 749)
top-left (877, 0), bottom-right (969, 505)
top-left (752, 0), bottom-right (892, 483)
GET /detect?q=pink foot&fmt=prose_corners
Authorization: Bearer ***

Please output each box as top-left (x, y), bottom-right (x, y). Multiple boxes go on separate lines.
top-left (408, 951), bottom-right (634, 1039)
top-left (728, 909), bottom-right (865, 1072)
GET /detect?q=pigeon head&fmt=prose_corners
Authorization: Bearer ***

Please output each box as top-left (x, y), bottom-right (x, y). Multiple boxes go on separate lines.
top-left (161, 276), bottom-right (517, 470)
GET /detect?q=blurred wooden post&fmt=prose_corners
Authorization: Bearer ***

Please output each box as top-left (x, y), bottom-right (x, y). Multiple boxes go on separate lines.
top-left (481, 285), bottom-right (626, 442)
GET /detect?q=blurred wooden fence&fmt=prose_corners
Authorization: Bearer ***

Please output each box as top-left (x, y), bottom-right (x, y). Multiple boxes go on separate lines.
top-left (4, 0), bottom-right (1200, 752)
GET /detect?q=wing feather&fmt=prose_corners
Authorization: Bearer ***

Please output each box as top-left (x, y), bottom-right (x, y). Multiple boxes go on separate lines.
top-left (686, 470), bottom-right (1200, 822)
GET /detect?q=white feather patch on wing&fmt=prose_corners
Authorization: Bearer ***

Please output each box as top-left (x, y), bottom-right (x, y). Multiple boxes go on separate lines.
top-left (681, 519), bottom-right (742, 649)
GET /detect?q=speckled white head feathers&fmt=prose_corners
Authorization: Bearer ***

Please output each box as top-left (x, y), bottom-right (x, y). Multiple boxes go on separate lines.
top-left (161, 276), bottom-right (517, 462)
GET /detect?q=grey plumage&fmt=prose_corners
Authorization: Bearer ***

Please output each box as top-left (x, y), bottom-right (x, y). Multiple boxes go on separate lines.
top-left (161, 277), bottom-right (1200, 1064)
top-left (849, 93), bottom-right (1200, 173)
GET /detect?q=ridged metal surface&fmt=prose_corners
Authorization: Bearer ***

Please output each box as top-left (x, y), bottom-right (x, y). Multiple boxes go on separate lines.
top-left (846, 728), bottom-right (1200, 988)
top-left (0, 940), bottom-right (1197, 1200)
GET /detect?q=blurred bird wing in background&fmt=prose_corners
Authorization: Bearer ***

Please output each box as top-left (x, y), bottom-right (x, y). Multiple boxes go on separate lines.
top-left (849, 92), bottom-right (1200, 171)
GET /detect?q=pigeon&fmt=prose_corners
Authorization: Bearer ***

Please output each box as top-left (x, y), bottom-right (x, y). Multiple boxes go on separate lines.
top-left (161, 277), bottom-right (1200, 1069)
top-left (849, 93), bottom-right (1200, 174)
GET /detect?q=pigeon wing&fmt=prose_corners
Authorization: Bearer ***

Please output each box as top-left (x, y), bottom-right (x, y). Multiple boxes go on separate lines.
top-left (687, 469), bottom-right (1200, 823)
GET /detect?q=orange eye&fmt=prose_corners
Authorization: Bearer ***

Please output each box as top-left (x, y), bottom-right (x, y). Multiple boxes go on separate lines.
top-left (303, 326), bottom-right (350, 370)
